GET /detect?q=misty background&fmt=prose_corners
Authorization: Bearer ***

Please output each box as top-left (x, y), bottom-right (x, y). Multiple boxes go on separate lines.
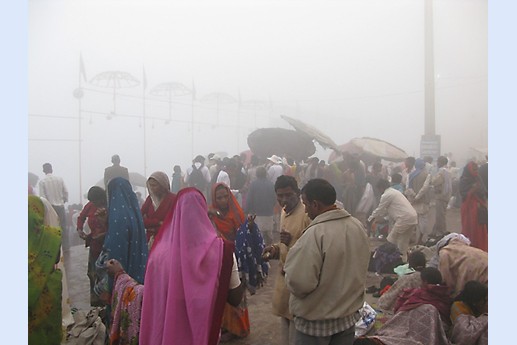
top-left (28, 0), bottom-right (487, 204)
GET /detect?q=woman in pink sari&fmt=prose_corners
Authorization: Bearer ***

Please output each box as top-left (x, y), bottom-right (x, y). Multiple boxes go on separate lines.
top-left (106, 188), bottom-right (242, 345)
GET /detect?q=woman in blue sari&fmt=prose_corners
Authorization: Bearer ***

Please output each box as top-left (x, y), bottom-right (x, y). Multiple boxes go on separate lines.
top-left (95, 177), bottom-right (148, 304)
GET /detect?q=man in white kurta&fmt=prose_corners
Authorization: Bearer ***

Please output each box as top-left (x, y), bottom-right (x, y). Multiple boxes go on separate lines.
top-left (369, 179), bottom-right (417, 262)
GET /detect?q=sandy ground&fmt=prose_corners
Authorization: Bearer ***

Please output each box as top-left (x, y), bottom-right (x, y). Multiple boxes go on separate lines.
top-left (62, 205), bottom-right (462, 344)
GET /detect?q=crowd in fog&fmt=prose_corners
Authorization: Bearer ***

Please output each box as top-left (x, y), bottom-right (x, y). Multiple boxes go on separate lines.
top-left (29, 149), bottom-right (488, 345)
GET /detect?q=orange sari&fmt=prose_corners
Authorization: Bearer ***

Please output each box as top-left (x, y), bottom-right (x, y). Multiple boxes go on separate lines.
top-left (209, 183), bottom-right (250, 338)
top-left (210, 183), bottom-right (245, 242)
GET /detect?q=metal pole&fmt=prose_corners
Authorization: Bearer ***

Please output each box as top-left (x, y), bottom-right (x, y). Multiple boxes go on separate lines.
top-left (424, 0), bottom-right (436, 136)
top-left (143, 85), bottom-right (147, 178)
top-left (78, 66), bottom-right (83, 204)
top-left (191, 92), bottom-right (195, 158)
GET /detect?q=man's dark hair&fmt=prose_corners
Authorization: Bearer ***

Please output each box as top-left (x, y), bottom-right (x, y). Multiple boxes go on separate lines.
top-left (420, 267), bottom-right (442, 285)
top-left (454, 281), bottom-right (488, 313)
top-left (376, 178), bottom-right (391, 192)
top-left (301, 178), bottom-right (336, 206)
top-left (87, 186), bottom-right (107, 206)
top-left (43, 163), bottom-right (52, 173)
top-left (405, 156), bottom-right (416, 167)
top-left (408, 251), bottom-right (426, 270)
top-left (423, 156), bottom-right (433, 164)
top-left (111, 154), bottom-right (121, 164)
top-left (391, 173), bottom-right (402, 184)
top-left (274, 175), bottom-right (299, 193)
top-left (437, 156), bottom-right (448, 167)
top-left (256, 166), bottom-right (267, 179)
top-left (194, 155), bottom-right (205, 164)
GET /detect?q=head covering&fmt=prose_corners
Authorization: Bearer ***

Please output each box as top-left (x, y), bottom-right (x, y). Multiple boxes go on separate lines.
top-left (140, 188), bottom-right (234, 345)
top-left (459, 161), bottom-right (483, 201)
top-left (147, 171), bottom-right (171, 209)
top-left (210, 183), bottom-right (245, 241)
top-left (407, 158), bottom-right (425, 189)
top-left (267, 155), bottom-right (283, 165)
top-left (28, 195), bottom-right (62, 345)
top-left (104, 177), bottom-right (148, 284)
top-left (427, 233), bottom-right (471, 268)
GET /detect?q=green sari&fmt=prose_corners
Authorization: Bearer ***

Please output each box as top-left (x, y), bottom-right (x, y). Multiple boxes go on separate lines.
top-left (28, 196), bottom-right (62, 345)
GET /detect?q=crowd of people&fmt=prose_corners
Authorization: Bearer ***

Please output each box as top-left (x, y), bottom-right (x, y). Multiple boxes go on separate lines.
top-left (28, 150), bottom-right (488, 345)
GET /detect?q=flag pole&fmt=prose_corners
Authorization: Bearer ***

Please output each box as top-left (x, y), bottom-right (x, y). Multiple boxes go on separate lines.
top-left (191, 79), bottom-right (195, 158)
top-left (143, 65), bottom-right (147, 178)
top-left (78, 53), bottom-right (84, 204)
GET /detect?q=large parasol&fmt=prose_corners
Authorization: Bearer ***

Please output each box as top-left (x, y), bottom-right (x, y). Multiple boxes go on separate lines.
top-left (280, 114), bottom-right (340, 151)
top-left (329, 137), bottom-right (408, 164)
top-left (150, 82), bottom-right (192, 123)
top-left (200, 92), bottom-right (237, 125)
top-left (247, 127), bottom-right (316, 162)
top-left (90, 71), bottom-right (140, 116)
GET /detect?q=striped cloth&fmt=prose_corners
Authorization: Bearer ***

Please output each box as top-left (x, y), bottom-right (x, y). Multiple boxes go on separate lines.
top-left (39, 174), bottom-right (68, 206)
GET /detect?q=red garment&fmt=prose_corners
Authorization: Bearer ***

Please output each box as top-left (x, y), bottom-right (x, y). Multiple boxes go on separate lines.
top-left (141, 192), bottom-right (176, 241)
top-left (394, 285), bottom-right (452, 324)
top-left (77, 201), bottom-right (107, 259)
top-left (210, 183), bottom-right (245, 242)
top-left (460, 162), bottom-right (488, 252)
top-left (460, 190), bottom-right (488, 252)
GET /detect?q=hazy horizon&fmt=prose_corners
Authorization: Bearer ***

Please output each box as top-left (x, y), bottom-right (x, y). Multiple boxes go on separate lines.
top-left (29, 0), bottom-right (487, 203)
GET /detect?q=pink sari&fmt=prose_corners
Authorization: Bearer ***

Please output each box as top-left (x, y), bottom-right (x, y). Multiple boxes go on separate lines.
top-left (139, 188), bottom-right (234, 345)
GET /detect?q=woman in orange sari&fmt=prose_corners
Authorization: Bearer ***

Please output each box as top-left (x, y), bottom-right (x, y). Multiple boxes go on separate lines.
top-left (209, 183), bottom-right (251, 340)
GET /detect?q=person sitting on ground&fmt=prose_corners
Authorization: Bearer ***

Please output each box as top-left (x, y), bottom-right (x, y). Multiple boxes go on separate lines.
top-left (429, 233), bottom-right (488, 297)
top-left (354, 267), bottom-right (452, 345)
top-left (449, 280), bottom-right (488, 345)
top-left (378, 251), bottom-right (427, 312)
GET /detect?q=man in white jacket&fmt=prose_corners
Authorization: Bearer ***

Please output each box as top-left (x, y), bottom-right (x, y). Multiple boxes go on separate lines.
top-left (369, 179), bottom-right (418, 262)
top-left (284, 178), bottom-right (370, 345)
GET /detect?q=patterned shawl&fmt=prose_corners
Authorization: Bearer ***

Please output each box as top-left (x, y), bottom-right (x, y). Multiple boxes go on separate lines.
top-left (104, 177), bottom-right (148, 284)
top-left (235, 220), bottom-right (269, 294)
top-left (109, 272), bottom-right (145, 345)
top-left (394, 284), bottom-right (452, 324)
top-left (28, 195), bottom-right (63, 345)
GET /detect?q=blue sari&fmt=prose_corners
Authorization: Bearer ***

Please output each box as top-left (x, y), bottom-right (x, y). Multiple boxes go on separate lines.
top-left (104, 177), bottom-right (148, 284)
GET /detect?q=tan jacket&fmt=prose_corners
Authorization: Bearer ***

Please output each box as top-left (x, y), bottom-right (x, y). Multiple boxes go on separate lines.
top-left (284, 209), bottom-right (370, 321)
top-left (271, 201), bottom-right (311, 319)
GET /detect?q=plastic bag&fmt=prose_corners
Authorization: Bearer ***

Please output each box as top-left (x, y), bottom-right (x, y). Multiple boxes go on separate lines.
top-left (355, 301), bottom-right (377, 337)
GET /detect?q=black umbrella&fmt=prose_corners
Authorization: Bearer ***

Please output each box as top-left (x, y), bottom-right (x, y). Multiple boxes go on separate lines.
top-left (247, 128), bottom-right (316, 162)
top-left (281, 114), bottom-right (340, 151)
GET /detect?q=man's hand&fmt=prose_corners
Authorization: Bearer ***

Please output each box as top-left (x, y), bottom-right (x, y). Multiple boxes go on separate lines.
top-left (280, 230), bottom-right (292, 246)
top-left (262, 245), bottom-right (277, 261)
top-left (77, 229), bottom-right (87, 240)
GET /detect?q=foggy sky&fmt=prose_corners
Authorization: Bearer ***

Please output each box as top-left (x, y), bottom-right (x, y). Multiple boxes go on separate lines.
top-left (28, 0), bottom-right (487, 203)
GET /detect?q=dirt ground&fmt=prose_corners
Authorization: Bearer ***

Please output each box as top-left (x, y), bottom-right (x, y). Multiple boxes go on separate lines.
top-left (63, 206), bottom-right (461, 345)
top-left (225, 206), bottom-right (462, 345)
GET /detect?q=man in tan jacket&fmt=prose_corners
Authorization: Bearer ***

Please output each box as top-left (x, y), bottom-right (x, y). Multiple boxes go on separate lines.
top-left (284, 178), bottom-right (370, 345)
top-left (262, 175), bottom-right (311, 345)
